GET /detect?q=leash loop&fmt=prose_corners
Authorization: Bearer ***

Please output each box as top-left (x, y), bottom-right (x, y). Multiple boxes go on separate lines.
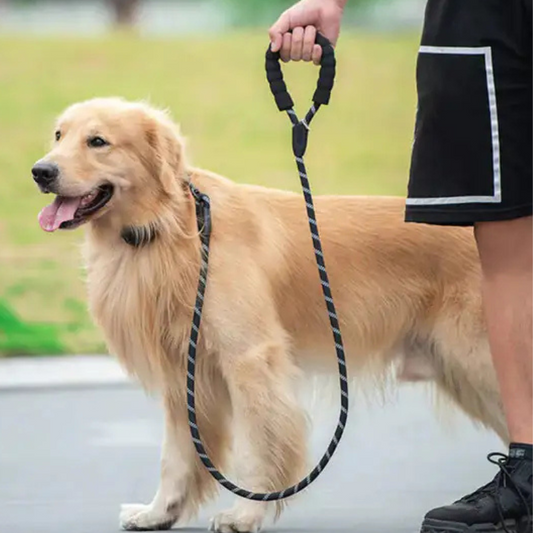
top-left (265, 32), bottom-right (336, 111)
top-left (185, 32), bottom-right (348, 502)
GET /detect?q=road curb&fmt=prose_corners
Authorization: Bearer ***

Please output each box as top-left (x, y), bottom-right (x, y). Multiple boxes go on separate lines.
top-left (0, 355), bottom-right (131, 391)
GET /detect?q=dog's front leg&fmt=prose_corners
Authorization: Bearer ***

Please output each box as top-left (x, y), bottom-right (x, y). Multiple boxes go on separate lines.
top-left (119, 395), bottom-right (189, 531)
top-left (210, 340), bottom-right (308, 533)
top-left (120, 388), bottom-right (229, 531)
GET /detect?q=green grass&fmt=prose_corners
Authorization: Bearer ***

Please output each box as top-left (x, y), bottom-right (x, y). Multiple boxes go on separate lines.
top-left (0, 31), bottom-right (418, 355)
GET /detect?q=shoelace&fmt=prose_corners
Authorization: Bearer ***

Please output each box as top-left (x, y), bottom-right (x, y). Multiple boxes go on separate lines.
top-left (458, 453), bottom-right (531, 533)
top-left (487, 453), bottom-right (532, 533)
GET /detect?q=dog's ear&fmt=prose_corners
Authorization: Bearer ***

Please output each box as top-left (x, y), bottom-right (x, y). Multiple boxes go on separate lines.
top-left (143, 110), bottom-right (187, 195)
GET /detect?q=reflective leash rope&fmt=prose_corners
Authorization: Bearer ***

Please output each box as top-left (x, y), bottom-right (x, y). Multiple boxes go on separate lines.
top-left (186, 33), bottom-right (349, 501)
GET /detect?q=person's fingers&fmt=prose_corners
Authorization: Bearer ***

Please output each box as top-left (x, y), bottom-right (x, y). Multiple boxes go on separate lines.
top-left (312, 44), bottom-right (322, 65)
top-left (280, 32), bottom-right (292, 62)
top-left (302, 25), bottom-right (316, 61)
top-left (269, 9), bottom-right (291, 52)
top-left (290, 26), bottom-right (305, 61)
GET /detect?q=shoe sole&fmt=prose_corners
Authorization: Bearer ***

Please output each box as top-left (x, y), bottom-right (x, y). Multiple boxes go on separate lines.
top-left (420, 518), bottom-right (528, 533)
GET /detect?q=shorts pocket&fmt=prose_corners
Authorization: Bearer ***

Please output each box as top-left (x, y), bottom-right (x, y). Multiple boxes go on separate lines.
top-left (407, 46), bottom-right (501, 206)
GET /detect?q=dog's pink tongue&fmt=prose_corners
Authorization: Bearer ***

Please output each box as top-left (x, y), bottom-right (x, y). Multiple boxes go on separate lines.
top-left (38, 196), bottom-right (82, 232)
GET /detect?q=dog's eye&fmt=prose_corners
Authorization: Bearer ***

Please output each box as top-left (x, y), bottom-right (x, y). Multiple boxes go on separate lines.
top-left (88, 136), bottom-right (109, 148)
top-left (55, 130), bottom-right (61, 142)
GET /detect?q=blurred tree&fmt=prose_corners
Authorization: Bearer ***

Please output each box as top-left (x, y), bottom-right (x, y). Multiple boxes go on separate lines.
top-left (107, 0), bottom-right (140, 28)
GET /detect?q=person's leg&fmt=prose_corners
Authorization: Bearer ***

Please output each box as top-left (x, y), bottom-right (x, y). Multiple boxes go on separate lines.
top-left (405, 0), bottom-right (533, 529)
top-left (474, 216), bottom-right (532, 446)
top-left (420, 217), bottom-right (533, 533)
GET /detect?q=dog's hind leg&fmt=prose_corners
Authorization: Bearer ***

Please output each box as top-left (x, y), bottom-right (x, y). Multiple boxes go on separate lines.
top-left (210, 339), bottom-right (308, 533)
top-left (120, 369), bottom-right (232, 531)
top-left (401, 332), bottom-right (508, 443)
top-left (433, 345), bottom-right (508, 443)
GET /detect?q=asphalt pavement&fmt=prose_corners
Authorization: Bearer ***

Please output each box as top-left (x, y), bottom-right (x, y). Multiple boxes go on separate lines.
top-left (0, 358), bottom-right (505, 533)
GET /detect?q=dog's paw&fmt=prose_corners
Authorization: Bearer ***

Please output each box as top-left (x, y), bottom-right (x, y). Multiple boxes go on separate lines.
top-left (120, 503), bottom-right (176, 531)
top-left (209, 508), bottom-right (264, 533)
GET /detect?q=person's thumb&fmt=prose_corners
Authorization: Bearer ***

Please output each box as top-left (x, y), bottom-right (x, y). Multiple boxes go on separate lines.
top-left (269, 10), bottom-right (291, 52)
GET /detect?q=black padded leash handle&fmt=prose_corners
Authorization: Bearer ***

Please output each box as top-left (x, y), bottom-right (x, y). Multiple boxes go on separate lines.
top-left (265, 31), bottom-right (336, 111)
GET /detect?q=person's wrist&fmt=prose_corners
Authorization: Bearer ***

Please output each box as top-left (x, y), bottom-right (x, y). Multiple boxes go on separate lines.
top-left (332, 0), bottom-right (348, 8)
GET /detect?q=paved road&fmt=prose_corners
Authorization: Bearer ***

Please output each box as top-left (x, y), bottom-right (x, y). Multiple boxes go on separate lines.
top-left (0, 383), bottom-right (504, 533)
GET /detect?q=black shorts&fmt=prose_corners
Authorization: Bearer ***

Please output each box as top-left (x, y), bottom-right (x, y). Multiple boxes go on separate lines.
top-left (405, 0), bottom-right (532, 226)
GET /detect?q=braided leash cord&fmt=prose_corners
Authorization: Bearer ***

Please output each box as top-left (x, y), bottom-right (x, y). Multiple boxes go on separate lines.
top-left (185, 33), bottom-right (348, 501)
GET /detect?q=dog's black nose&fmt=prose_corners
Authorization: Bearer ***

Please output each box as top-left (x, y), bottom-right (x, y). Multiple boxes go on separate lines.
top-left (32, 162), bottom-right (59, 187)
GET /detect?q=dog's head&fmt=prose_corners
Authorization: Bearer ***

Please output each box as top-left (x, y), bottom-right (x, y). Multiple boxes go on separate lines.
top-left (34, 97), bottom-right (188, 234)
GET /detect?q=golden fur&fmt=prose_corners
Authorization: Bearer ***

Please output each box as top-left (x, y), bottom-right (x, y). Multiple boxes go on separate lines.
top-left (35, 97), bottom-right (505, 532)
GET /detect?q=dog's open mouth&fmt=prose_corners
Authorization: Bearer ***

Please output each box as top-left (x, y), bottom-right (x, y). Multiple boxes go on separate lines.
top-left (38, 184), bottom-right (114, 232)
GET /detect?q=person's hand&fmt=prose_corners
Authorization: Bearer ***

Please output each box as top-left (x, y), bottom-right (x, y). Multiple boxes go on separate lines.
top-left (269, 0), bottom-right (347, 65)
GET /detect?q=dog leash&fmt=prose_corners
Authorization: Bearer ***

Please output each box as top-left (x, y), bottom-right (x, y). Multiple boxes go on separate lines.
top-left (186, 33), bottom-right (349, 501)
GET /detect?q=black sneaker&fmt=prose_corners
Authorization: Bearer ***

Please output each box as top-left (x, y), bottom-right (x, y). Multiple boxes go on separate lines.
top-left (420, 452), bottom-right (532, 533)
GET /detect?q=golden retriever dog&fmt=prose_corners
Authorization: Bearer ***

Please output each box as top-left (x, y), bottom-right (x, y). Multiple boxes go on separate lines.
top-left (33, 97), bottom-right (505, 533)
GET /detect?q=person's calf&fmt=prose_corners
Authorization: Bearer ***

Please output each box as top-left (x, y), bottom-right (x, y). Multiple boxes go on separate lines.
top-left (474, 216), bottom-right (533, 445)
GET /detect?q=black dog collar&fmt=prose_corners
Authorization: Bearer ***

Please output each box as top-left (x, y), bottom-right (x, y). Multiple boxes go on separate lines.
top-left (121, 224), bottom-right (158, 247)
top-left (121, 181), bottom-right (210, 247)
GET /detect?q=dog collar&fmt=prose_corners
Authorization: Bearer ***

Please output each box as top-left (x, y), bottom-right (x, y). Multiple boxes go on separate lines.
top-left (121, 225), bottom-right (158, 247)
top-left (121, 179), bottom-right (209, 247)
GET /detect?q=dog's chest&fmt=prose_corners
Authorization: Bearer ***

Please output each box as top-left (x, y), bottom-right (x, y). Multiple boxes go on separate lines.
top-left (84, 248), bottom-right (189, 388)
